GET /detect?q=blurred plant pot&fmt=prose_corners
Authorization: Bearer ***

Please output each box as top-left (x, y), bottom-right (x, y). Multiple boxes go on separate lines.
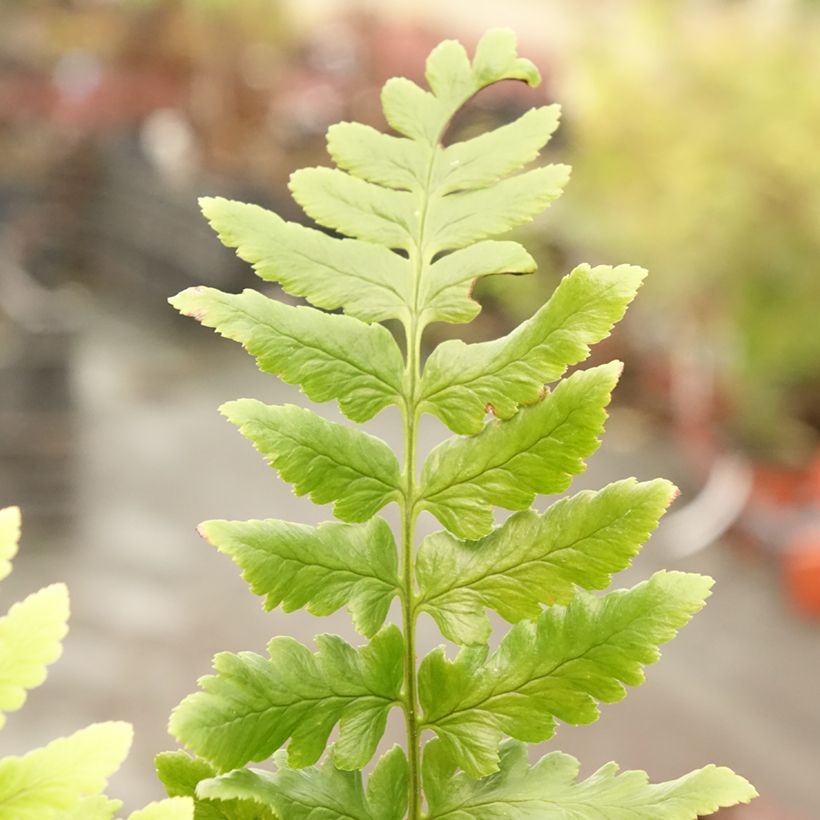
top-left (783, 526), bottom-right (820, 618)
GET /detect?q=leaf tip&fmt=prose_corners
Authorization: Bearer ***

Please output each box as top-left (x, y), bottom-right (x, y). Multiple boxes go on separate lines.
top-left (196, 520), bottom-right (221, 547)
top-left (168, 286), bottom-right (209, 321)
top-left (218, 398), bottom-right (252, 423)
top-left (1, 505), bottom-right (21, 527)
top-left (198, 195), bottom-right (225, 218)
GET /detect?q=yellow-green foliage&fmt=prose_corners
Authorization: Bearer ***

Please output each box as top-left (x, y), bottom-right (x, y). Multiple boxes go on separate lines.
top-left (554, 4), bottom-right (820, 455)
top-left (0, 507), bottom-right (192, 820)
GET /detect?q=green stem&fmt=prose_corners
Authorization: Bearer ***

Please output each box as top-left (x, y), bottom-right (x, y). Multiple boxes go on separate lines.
top-left (403, 129), bottom-right (439, 817)
top-left (401, 315), bottom-right (422, 818)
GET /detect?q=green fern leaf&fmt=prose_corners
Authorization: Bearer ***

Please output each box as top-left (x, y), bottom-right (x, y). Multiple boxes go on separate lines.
top-left (419, 363), bottom-right (621, 540)
top-left (61, 795), bottom-right (122, 820)
top-left (422, 739), bottom-right (757, 819)
top-left (170, 287), bottom-right (404, 422)
top-left (0, 583), bottom-right (69, 727)
top-left (0, 722), bottom-right (132, 820)
top-left (197, 746), bottom-right (408, 820)
top-left (199, 197), bottom-right (412, 324)
top-left (418, 241), bottom-right (536, 325)
top-left (364, 745), bottom-right (411, 819)
top-left (431, 105), bottom-right (561, 193)
top-left (428, 164), bottom-right (569, 255)
top-left (419, 571), bottom-right (712, 777)
top-left (420, 264), bottom-right (647, 434)
top-left (198, 516), bottom-right (400, 638)
top-left (327, 121), bottom-right (423, 191)
top-left (289, 167), bottom-right (415, 249)
top-left (169, 625), bottom-right (403, 772)
top-left (221, 400), bottom-right (401, 522)
top-left (417, 478), bottom-right (677, 645)
top-left (380, 31), bottom-right (540, 143)
top-left (156, 751), bottom-right (272, 820)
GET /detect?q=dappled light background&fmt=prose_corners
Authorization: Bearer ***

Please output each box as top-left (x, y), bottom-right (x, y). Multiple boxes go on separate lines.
top-left (1, 1), bottom-right (818, 817)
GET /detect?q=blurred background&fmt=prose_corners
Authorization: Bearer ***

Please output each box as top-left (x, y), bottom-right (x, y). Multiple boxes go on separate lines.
top-left (1, 0), bottom-right (818, 817)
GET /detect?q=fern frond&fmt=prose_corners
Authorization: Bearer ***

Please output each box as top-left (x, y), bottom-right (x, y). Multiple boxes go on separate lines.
top-left (165, 28), bottom-right (756, 819)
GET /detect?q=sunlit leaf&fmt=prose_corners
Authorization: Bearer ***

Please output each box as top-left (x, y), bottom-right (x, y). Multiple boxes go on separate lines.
top-left (419, 572), bottom-right (712, 777)
top-left (221, 400), bottom-right (401, 522)
top-left (0, 583), bottom-right (69, 727)
top-left (417, 478), bottom-right (677, 644)
top-left (419, 363), bottom-right (621, 540)
top-left (170, 626), bottom-right (403, 771)
top-left (423, 738), bottom-right (757, 818)
top-left (0, 722), bottom-right (132, 820)
top-left (198, 516), bottom-right (400, 637)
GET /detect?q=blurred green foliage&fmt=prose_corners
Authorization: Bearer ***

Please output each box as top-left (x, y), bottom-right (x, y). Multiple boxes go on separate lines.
top-left (549, 3), bottom-right (820, 460)
top-left (2, 0), bottom-right (817, 462)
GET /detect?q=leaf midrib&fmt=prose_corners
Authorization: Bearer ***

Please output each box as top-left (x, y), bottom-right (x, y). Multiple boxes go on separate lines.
top-left (250, 419), bottom-right (399, 493)
top-left (227, 302), bottom-right (403, 397)
top-left (421, 278), bottom-right (625, 401)
top-left (418, 513), bottom-right (636, 607)
top-left (232, 537), bottom-right (400, 588)
top-left (422, 399), bottom-right (599, 502)
top-left (423, 605), bottom-right (654, 725)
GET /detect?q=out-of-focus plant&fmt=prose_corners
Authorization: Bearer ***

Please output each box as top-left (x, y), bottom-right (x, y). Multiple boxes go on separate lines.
top-left (0, 506), bottom-right (193, 820)
top-left (550, 3), bottom-right (820, 462)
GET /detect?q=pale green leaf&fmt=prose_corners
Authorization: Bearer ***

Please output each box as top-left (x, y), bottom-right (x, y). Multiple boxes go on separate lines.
top-left (200, 763), bottom-right (367, 820)
top-left (128, 798), bottom-right (194, 820)
top-left (365, 745), bottom-right (409, 820)
top-left (424, 39), bottom-right (475, 110)
top-left (0, 583), bottom-right (69, 727)
top-left (289, 168), bottom-right (416, 250)
top-left (433, 105), bottom-right (561, 195)
top-left (62, 795), bottom-right (121, 820)
top-left (169, 626), bottom-right (403, 772)
top-left (380, 77), bottom-right (444, 146)
top-left (0, 506), bottom-right (20, 581)
top-left (0, 722), bottom-right (132, 820)
top-left (470, 28), bottom-right (541, 88)
top-left (220, 400), bottom-right (401, 522)
top-left (421, 264), bottom-right (647, 434)
top-left (418, 241), bottom-right (536, 325)
top-left (197, 746), bottom-right (407, 820)
top-left (170, 287), bottom-right (404, 423)
top-left (423, 164), bottom-right (570, 257)
top-left (419, 363), bottom-right (621, 540)
top-left (155, 751), bottom-right (271, 820)
top-left (417, 478), bottom-right (677, 644)
top-left (423, 738), bottom-right (758, 819)
top-left (419, 571), bottom-right (713, 777)
top-left (381, 30), bottom-right (540, 144)
top-left (327, 122), bottom-right (424, 191)
top-left (198, 517), bottom-right (400, 638)
top-left (199, 197), bottom-right (411, 324)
